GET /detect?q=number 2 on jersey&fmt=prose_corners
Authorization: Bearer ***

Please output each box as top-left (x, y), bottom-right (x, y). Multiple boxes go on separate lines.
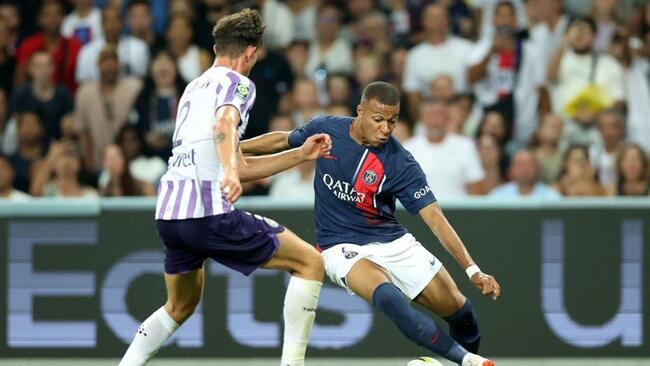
top-left (173, 101), bottom-right (191, 147)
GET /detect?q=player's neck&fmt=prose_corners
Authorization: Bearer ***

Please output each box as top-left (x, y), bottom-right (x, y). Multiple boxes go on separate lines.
top-left (213, 57), bottom-right (249, 76)
top-left (426, 131), bottom-right (446, 144)
top-left (349, 118), bottom-right (369, 147)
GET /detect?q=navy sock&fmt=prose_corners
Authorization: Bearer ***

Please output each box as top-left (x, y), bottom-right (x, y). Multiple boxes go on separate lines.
top-left (372, 283), bottom-right (468, 363)
top-left (444, 299), bottom-right (481, 353)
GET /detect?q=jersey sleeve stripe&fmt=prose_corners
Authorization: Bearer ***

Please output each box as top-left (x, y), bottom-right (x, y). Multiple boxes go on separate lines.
top-left (223, 72), bottom-right (241, 103)
top-left (241, 80), bottom-right (256, 114)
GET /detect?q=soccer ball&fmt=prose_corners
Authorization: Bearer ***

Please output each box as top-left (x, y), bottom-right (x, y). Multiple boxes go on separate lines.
top-left (406, 357), bottom-right (445, 366)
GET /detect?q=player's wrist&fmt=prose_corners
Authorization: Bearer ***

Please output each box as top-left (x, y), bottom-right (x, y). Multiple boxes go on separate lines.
top-left (465, 264), bottom-right (481, 280)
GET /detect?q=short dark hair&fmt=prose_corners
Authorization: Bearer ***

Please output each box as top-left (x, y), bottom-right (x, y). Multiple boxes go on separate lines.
top-left (127, 0), bottom-right (150, 10)
top-left (361, 82), bottom-right (399, 106)
top-left (212, 8), bottom-right (264, 57)
top-left (569, 16), bottom-right (597, 34)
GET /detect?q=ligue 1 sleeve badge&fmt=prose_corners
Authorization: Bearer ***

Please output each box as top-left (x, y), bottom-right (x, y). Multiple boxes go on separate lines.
top-left (363, 170), bottom-right (377, 185)
top-left (235, 83), bottom-right (249, 101)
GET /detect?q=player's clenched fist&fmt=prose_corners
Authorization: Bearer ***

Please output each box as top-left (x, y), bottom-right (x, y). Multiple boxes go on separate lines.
top-left (471, 272), bottom-right (501, 301)
top-left (301, 133), bottom-right (332, 160)
top-left (221, 167), bottom-right (242, 204)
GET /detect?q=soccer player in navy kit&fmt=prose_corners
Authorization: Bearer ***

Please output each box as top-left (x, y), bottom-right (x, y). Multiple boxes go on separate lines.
top-left (242, 82), bottom-right (501, 366)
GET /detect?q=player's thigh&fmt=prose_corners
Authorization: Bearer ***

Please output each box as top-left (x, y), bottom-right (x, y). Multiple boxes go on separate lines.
top-left (413, 266), bottom-right (466, 317)
top-left (163, 267), bottom-right (205, 323)
top-left (261, 227), bottom-right (324, 281)
top-left (345, 258), bottom-right (392, 303)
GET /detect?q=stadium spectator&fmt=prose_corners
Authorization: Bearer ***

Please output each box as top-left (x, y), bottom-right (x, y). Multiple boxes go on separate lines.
top-left (452, 93), bottom-right (483, 138)
top-left (0, 18), bottom-right (16, 95)
top-left (354, 12), bottom-right (391, 58)
top-left (477, 110), bottom-right (508, 147)
top-left (287, 0), bottom-right (317, 42)
top-left (530, 113), bottom-right (564, 184)
top-left (404, 100), bottom-right (485, 198)
top-left (403, 3), bottom-right (473, 120)
top-left (15, 0), bottom-right (82, 92)
top-left (132, 50), bottom-right (184, 160)
top-left (478, 135), bottom-right (505, 194)
top-left (610, 143), bottom-right (650, 196)
top-left (0, 2), bottom-right (23, 55)
top-left (165, 15), bottom-right (212, 84)
top-left (75, 46), bottom-right (142, 171)
top-left (76, 6), bottom-right (150, 82)
top-left (490, 149), bottom-right (561, 198)
top-left (350, 53), bottom-right (384, 103)
top-left (430, 74), bottom-right (455, 103)
top-left (192, 0), bottom-right (231, 51)
top-left (529, 0), bottom-right (569, 61)
top-left (258, 0), bottom-right (295, 50)
top-left (61, 0), bottom-right (103, 45)
top-left (468, 1), bottom-right (546, 146)
top-left (0, 87), bottom-right (7, 142)
top-left (391, 120), bottom-right (412, 143)
top-left (625, 24), bottom-right (650, 153)
top-left (127, 0), bottom-right (166, 56)
top-left (246, 46), bottom-right (294, 138)
top-left (0, 154), bottom-right (30, 200)
top-left (286, 40), bottom-right (309, 78)
top-left (30, 141), bottom-right (98, 197)
top-left (99, 144), bottom-right (155, 197)
top-left (291, 78), bottom-right (324, 128)
top-left (115, 125), bottom-right (166, 186)
top-left (591, 109), bottom-right (625, 188)
top-left (547, 17), bottom-right (625, 122)
top-left (590, 0), bottom-right (620, 52)
top-left (9, 112), bottom-right (47, 193)
top-left (10, 51), bottom-right (73, 141)
top-left (326, 73), bottom-right (353, 110)
top-left (305, 3), bottom-right (354, 76)
top-left (555, 144), bottom-right (606, 196)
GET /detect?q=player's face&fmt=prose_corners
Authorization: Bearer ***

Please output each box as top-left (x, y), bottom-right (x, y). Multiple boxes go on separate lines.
top-left (357, 99), bottom-right (399, 147)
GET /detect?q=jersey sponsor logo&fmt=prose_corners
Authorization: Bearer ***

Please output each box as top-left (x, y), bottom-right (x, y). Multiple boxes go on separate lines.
top-left (235, 83), bottom-right (249, 100)
top-left (170, 149), bottom-right (197, 168)
top-left (414, 186), bottom-right (432, 199)
top-left (322, 174), bottom-right (367, 203)
top-left (363, 170), bottom-right (377, 185)
top-left (341, 246), bottom-right (358, 259)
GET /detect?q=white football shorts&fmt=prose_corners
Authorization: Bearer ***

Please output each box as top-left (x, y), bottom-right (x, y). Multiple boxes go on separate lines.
top-left (321, 233), bottom-right (443, 300)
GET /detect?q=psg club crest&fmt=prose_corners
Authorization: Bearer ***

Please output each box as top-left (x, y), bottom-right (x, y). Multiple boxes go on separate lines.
top-left (342, 246), bottom-right (358, 259)
top-left (363, 170), bottom-right (377, 185)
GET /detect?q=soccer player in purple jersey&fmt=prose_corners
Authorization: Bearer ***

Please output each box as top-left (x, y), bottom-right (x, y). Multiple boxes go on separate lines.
top-left (241, 82), bottom-right (501, 366)
top-left (120, 9), bottom-right (332, 366)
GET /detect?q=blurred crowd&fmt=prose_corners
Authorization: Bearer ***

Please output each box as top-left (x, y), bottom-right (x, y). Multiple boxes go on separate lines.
top-left (0, 0), bottom-right (649, 201)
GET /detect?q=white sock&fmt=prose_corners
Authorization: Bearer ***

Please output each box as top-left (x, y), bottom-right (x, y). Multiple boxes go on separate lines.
top-left (462, 353), bottom-right (489, 366)
top-left (119, 306), bottom-right (180, 366)
top-left (280, 276), bottom-right (322, 366)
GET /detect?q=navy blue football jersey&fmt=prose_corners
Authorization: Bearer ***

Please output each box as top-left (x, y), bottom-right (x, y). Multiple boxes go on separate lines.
top-left (288, 115), bottom-right (436, 249)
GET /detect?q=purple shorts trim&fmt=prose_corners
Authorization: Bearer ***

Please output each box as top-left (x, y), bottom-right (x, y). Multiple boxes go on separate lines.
top-left (156, 209), bottom-right (284, 275)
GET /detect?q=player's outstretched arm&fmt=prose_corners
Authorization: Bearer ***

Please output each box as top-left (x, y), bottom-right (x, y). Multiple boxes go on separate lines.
top-left (419, 202), bottom-right (501, 301)
top-left (238, 133), bottom-right (331, 182)
top-left (214, 105), bottom-right (243, 203)
top-left (240, 131), bottom-right (292, 155)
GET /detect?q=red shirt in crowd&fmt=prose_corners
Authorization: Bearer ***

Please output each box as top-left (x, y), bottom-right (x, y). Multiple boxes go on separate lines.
top-left (15, 32), bottom-right (82, 92)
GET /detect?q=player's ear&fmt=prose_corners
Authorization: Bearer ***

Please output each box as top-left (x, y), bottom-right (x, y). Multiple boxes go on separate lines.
top-left (213, 45), bottom-right (217, 56)
top-left (356, 102), bottom-right (363, 117)
top-left (244, 45), bottom-right (257, 62)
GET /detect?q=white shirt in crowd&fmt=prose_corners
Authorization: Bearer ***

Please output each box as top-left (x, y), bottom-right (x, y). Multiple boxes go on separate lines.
top-left (60, 7), bottom-right (103, 45)
top-left (262, 0), bottom-right (295, 49)
top-left (625, 58), bottom-right (650, 153)
top-left (402, 36), bottom-right (474, 96)
top-left (177, 45), bottom-right (203, 83)
top-left (269, 169), bottom-right (315, 200)
top-left (467, 37), bottom-right (546, 144)
top-left (305, 37), bottom-right (353, 76)
top-left (76, 36), bottom-right (150, 82)
top-left (403, 133), bottom-right (485, 199)
top-left (550, 49), bottom-right (625, 120)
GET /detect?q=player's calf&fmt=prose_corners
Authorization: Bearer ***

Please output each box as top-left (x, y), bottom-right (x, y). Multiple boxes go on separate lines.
top-left (372, 283), bottom-right (468, 364)
top-left (444, 300), bottom-right (481, 353)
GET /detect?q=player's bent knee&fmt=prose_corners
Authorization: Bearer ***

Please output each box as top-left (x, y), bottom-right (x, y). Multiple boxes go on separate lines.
top-left (165, 297), bottom-right (200, 324)
top-left (297, 248), bottom-right (324, 281)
